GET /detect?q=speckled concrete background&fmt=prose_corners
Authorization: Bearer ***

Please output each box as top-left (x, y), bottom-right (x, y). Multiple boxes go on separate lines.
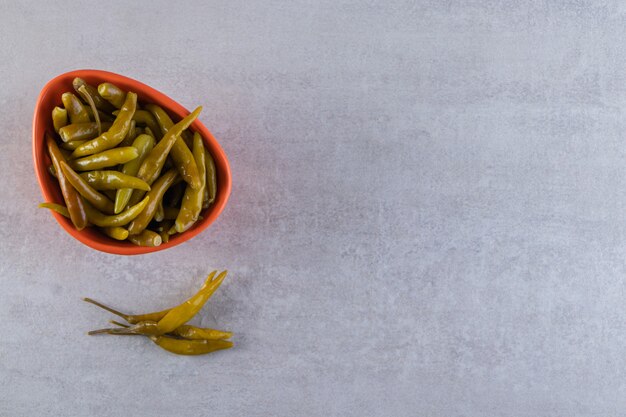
top-left (1, 1), bottom-right (626, 416)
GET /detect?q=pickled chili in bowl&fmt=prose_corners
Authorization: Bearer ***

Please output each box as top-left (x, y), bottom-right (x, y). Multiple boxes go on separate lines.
top-left (40, 77), bottom-right (218, 247)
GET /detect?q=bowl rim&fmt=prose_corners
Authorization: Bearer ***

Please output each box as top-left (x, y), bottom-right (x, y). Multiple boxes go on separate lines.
top-left (33, 69), bottom-right (232, 255)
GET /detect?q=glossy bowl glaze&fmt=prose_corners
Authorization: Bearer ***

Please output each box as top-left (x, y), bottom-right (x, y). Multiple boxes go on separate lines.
top-left (33, 69), bottom-right (231, 255)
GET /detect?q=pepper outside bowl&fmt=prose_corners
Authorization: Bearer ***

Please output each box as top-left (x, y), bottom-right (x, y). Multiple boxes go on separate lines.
top-left (33, 69), bottom-right (232, 255)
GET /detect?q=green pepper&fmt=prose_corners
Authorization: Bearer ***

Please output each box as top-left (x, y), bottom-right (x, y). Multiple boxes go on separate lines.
top-left (159, 228), bottom-right (171, 243)
top-left (72, 92), bottom-right (137, 157)
top-left (155, 270), bottom-right (228, 334)
top-left (82, 195), bottom-right (150, 227)
top-left (52, 107), bottom-right (68, 133)
top-left (127, 169), bottom-right (179, 235)
top-left (61, 92), bottom-right (90, 124)
top-left (46, 133), bottom-right (88, 230)
top-left (72, 77), bottom-right (116, 112)
top-left (154, 216), bottom-right (173, 243)
top-left (132, 110), bottom-right (161, 140)
top-left (114, 134), bottom-right (155, 213)
top-left (150, 336), bottom-right (232, 355)
top-left (58, 122), bottom-right (112, 143)
top-left (128, 230), bottom-right (163, 247)
top-left (144, 104), bottom-right (169, 136)
top-left (47, 164), bottom-right (57, 178)
top-left (59, 161), bottom-right (115, 214)
top-left (154, 200), bottom-right (165, 222)
top-left (70, 147), bottom-right (138, 171)
top-left (38, 202), bottom-right (70, 218)
top-left (60, 140), bottom-right (86, 151)
top-left (145, 104), bottom-right (201, 189)
top-left (136, 106), bottom-right (202, 187)
top-left (175, 132), bottom-right (206, 233)
top-left (59, 122), bottom-right (113, 143)
top-left (97, 82), bottom-right (126, 108)
top-left (118, 120), bottom-right (137, 148)
top-left (143, 126), bottom-right (155, 138)
top-left (205, 146), bottom-right (217, 204)
top-left (170, 325), bottom-right (232, 341)
top-left (100, 226), bottom-right (129, 240)
top-left (80, 170), bottom-right (150, 191)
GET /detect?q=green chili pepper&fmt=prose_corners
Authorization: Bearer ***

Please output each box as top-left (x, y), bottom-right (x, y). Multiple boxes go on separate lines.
top-left (145, 104), bottom-right (201, 189)
top-left (159, 229), bottom-right (171, 243)
top-left (118, 120), bottom-right (137, 148)
top-left (97, 82), bottom-right (126, 108)
top-left (59, 140), bottom-right (86, 151)
top-left (143, 126), bottom-right (155, 138)
top-left (46, 133), bottom-right (88, 230)
top-left (150, 336), bottom-right (233, 355)
top-left (127, 169), bottom-right (179, 235)
top-left (82, 195), bottom-right (150, 227)
top-left (171, 325), bottom-right (232, 341)
top-left (72, 92), bottom-right (137, 157)
top-left (59, 161), bottom-right (115, 214)
top-left (47, 164), bottom-right (57, 178)
top-left (38, 202), bottom-right (70, 218)
top-left (58, 122), bottom-right (113, 143)
top-left (80, 170), bottom-right (151, 191)
top-left (52, 107), bottom-right (68, 133)
top-left (205, 146), bottom-right (217, 204)
top-left (72, 77), bottom-right (116, 112)
top-left (155, 270), bottom-right (228, 334)
top-left (175, 132), bottom-right (206, 232)
top-left (114, 134), bottom-right (155, 213)
top-left (136, 106), bottom-right (202, 187)
top-left (128, 230), bottom-right (163, 247)
top-left (70, 147), bottom-right (138, 171)
top-left (61, 92), bottom-right (90, 124)
top-left (154, 200), bottom-right (165, 222)
top-left (100, 226), bottom-right (129, 240)
top-left (132, 110), bottom-right (161, 140)
top-left (145, 104), bottom-right (173, 137)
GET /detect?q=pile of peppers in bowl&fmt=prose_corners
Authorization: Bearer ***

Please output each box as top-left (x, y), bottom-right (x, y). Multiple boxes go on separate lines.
top-left (40, 77), bottom-right (217, 247)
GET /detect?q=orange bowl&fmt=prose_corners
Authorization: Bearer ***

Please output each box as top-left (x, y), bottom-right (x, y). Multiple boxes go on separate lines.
top-left (33, 69), bottom-right (232, 255)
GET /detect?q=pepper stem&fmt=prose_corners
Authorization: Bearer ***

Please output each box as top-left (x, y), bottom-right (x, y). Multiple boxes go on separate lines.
top-left (78, 85), bottom-right (102, 135)
top-left (83, 298), bottom-right (130, 321)
top-left (87, 328), bottom-right (113, 335)
top-left (87, 327), bottom-right (140, 336)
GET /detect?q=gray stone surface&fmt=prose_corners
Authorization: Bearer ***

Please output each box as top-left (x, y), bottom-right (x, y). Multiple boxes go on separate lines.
top-left (1, 1), bottom-right (626, 415)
